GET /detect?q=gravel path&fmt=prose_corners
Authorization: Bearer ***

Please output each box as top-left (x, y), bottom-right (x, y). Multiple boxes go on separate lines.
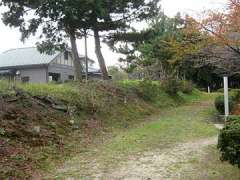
top-left (49, 100), bottom-right (225, 180)
top-left (104, 137), bottom-right (218, 180)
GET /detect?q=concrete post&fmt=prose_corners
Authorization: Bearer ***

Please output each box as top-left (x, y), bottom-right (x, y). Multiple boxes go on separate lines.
top-left (208, 86), bottom-right (211, 93)
top-left (224, 76), bottom-right (229, 120)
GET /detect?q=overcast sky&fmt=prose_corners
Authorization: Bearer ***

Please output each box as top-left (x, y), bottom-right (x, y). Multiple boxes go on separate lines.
top-left (0, 0), bottom-right (228, 68)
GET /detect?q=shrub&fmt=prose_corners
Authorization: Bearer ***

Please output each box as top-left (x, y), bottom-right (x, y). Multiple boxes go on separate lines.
top-left (214, 95), bottom-right (235, 115)
top-left (180, 80), bottom-right (193, 94)
top-left (136, 80), bottom-right (160, 102)
top-left (231, 90), bottom-right (240, 101)
top-left (227, 115), bottom-right (240, 123)
top-left (162, 78), bottom-right (181, 96)
top-left (218, 119), bottom-right (240, 167)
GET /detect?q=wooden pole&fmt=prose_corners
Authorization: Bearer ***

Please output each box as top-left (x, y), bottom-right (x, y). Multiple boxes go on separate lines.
top-left (84, 30), bottom-right (88, 81)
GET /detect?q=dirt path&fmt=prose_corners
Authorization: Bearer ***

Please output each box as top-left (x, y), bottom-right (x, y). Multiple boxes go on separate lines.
top-left (49, 99), bottom-right (240, 180)
top-left (105, 137), bottom-right (217, 180)
top-left (103, 124), bottom-right (225, 180)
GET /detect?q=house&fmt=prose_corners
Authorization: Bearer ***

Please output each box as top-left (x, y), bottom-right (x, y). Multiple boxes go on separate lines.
top-left (0, 47), bottom-right (102, 83)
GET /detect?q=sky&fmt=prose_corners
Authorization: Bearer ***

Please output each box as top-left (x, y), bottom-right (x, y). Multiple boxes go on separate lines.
top-left (0, 0), bottom-right (228, 68)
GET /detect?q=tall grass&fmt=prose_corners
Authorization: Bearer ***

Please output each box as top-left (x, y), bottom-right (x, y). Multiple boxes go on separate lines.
top-left (0, 80), bottom-right (205, 128)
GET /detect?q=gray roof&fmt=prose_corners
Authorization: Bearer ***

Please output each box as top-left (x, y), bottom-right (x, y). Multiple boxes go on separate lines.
top-left (0, 47), bottom-right (60, 68)
top-left (0, 47), bottom-right (92, 69)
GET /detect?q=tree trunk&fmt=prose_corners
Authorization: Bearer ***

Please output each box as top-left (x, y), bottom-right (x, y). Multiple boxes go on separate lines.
top-left (69, 32), bottom-right (83, 82)
top-left (93, 28), bottom-right (109, 80)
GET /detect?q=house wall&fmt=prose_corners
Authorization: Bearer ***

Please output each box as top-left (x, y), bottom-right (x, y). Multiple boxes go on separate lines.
top-left (52, 51), bottom-right (74, 67)
top-left (49, 51), bottom-right (96, 82)
top-left (48, 64), bottom-right (75, 82)
top-left (14, 51), bottom-right (99, 83)
top-left (0, 49), bottom-right (99, 83)
top-left (19, 67), bottom-right (47, 83)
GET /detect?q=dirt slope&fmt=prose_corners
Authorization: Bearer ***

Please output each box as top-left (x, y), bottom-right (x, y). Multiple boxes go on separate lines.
top-left (0, 91), bottom-right (71, 179)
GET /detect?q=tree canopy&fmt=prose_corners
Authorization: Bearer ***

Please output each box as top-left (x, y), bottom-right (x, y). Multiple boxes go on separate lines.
top-left (108, 12), bottom-right (207, 80)
top-left (1, 0), bottom-right (160, 80)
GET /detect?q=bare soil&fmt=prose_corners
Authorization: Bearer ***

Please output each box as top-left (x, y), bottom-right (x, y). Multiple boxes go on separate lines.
top-left (0, 92), bottom-right (71, 179)
top-left (105, 137), bottom-right (217, 180)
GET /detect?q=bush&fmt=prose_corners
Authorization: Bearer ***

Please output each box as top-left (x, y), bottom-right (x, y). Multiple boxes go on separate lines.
top-left (218, 118), bottom-right (240, 167)
top-left (227, 116), bottom-right (240, 123)
top-left (231, 90), bottom-right (240, 101)
top-left (162, 78), bottom-right (181, 96)
top-left (214, 95), bottom-right (235, 115)
top-left (180, 80), bottom-right (193, 94)
top-left (136, 80), bottom-right (160, 102)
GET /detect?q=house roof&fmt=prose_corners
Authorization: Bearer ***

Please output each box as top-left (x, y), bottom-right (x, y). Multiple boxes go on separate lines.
top-left (0, 47), bottom-right (94, 69)
top-left (0, 47), bottom-right (60, 68)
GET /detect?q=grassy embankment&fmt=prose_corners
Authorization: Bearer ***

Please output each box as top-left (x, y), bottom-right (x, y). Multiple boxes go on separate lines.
top-left (0, 80), bottom-right (201, 178)
top-left (39, 82), bottom-right (238, 180)
top-left (1, 80), bottom-right (238, 179)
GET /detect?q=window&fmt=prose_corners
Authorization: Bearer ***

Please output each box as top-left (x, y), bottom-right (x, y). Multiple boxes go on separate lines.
top-left (68, 75), bottom-right (74, 80)
top-left (21, 76), bottom-right (30, 83)
top-left (49, 73), bottom-right (61, 82)
top-left (64, 51), bottom-right (69, 60)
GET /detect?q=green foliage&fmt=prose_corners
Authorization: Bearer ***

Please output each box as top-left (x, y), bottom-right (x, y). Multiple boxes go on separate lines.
top-left (180, 80), bottom-right (194, 94)
top-left (0, 128), bottom-right (5, 136)
top-left (0, 80), bottom-right (206, 179)
top-left (136, 80), bottom-right (160, 102)
top-left (218, 118), bottom-right (240, 167)
top-left (119, 80), bottom-right (176, 107)
top-left (119, 80), bottom-right (201, 108)
top-left (113, 11), bottom-right (206, 79)
top-left (162, 78), bottom-right (181, 96)
top-left (108, 66), bottom-right (128, 81)
top-left (231, 90), bottom-right (240, 101)
top-left (227, 116), bottom-right (240, 123)
top-left (20, 82), bottom-right (115, 114)
top-left (214, 95), bottom-right (236, 115)
top-left (1, 0), bottom-right (160, 71)
top-left (0, 80), bottom-right (10, 92)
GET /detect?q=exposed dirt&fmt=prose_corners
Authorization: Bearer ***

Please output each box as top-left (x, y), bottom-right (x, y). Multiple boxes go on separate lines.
top-left (232, 102), bottom-right (240, 115)
top-left (0, 91), bottom-right (71, 179)
top-left (214, 124), bottom-right (224, 130)
top-left (104, 137), bottom-right (217, 180)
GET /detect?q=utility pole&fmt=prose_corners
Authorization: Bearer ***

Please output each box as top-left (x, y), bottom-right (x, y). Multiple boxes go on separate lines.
top-left (224, 76), bottom-right (229, 121)
top-left (84, 29), bottom-right (88, 81)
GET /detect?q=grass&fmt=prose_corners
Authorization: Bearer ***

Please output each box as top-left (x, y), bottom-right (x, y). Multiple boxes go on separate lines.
top-left (17, 80), bottom-right (205, 129)
top-left (50, 94), bottom-right (240, 179)
top-left (104, 107), bottom-right (215, 153)
top-left (180, 145), bottom-right (240, 179)
top-left (1, 80), bottom-right (238, 179)
top-left (96, 99), bottom-right (217, 164)
top-left (49, 95), bottom-right (221, 179)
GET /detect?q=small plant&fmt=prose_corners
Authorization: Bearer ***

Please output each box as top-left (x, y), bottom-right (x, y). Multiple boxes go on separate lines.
top-left (162, 78), bottom-right (181, 96)
top-left (227, 115), bottom-right (240, 123)
top-left (180, 80), bottom-right (193, 94)
top-left (136, 80), bottom-right (160, 102)
top-left (214, 95), bottom-right (235, 115)
top-left (218, 118), bottom-right (240, 167)
top-left (0, 128), bottom-right (5, 136)
top-left (231, 89), bottom-right (240, 101)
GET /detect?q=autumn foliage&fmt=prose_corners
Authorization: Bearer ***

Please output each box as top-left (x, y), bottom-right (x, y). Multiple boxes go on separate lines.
top-left (200, 0), bottom-right (240, 55)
